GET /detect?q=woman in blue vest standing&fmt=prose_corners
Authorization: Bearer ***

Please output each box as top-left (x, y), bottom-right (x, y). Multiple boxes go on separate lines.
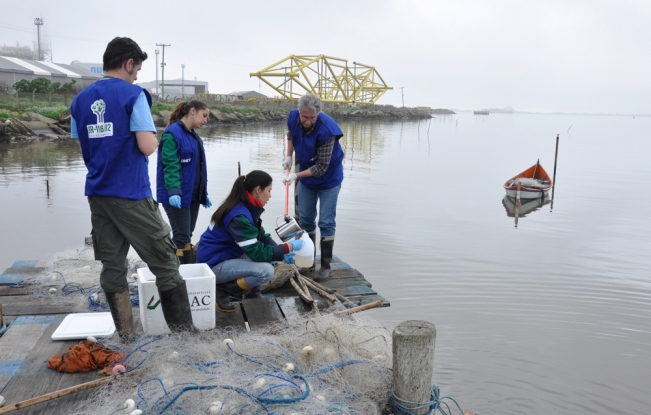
top-left (157, 100), bottom-right (212, 263)
top-left (196, 170), bottom-right (303, 312)
top-left (282, 94), bottom-right (344, 282)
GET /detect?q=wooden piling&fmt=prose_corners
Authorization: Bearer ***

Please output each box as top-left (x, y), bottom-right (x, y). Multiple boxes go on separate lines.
top-left (392, 320), bottom-right (436, 415)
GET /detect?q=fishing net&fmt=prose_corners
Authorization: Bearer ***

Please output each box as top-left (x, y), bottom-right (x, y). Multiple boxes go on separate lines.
top-left (11, 248), bottom-right (394, 414)
top-left (11, 247), bottom-right (145, 313)
top-left (66, 314), bottom-right (392, 415)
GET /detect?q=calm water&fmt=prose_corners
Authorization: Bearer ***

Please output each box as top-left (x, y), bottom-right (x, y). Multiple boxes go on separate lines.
top-left (1, 112), bottom-right (650, 414)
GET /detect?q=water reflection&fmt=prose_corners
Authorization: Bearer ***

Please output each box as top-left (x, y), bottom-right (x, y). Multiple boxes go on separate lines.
top-left (502, 194), bottom-right (551, 228)
top-left (0, 140), bottom-right (83, 182)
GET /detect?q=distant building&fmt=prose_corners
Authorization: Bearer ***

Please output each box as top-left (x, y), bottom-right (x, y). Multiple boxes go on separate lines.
top-left (70, 61), bottom-right (104, 75)
top-left (138, 78), bottom-right (209, 99)
top-left (0, 57), bottom-right (102, 92)
top-left (228, 90), bottom-right (267, 100)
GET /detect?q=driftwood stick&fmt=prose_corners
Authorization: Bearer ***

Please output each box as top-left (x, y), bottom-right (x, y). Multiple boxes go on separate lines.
top-left (289, 277), bottom-right (313, 305)
top-left (333, 292), bottom-right (357, 308)
top-left (302, 278), bottom-right (356, 307)
top-left (333, 300), bottom-right (383, 316)
top-left (0, 373), bottom-right (125, 414)
top-left (300, 276), bottom-right (337, 303)
top-left (296, 276), bottom-right (320, 314)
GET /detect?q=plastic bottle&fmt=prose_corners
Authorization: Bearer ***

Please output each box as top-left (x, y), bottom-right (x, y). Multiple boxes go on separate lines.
top-left (294, 232), bottom-right (315, 268)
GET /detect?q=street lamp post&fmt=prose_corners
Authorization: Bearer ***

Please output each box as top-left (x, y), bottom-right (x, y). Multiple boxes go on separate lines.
top-left (156, 43), bottom-right (170, 101)
top-left (155, 49), bottom-right (159, 97)
top-left (181, 64), bottom-right (185, 99)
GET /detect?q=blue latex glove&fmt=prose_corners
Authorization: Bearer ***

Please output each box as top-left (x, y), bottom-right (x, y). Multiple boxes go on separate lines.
top-left (203, 196), bottom-right (212, 209)
top-left (291, 239), bottom-right (303, 251)
top-left (284, 253), bottom-right (295, 264)
top-left (169, 195), bottom-right (181, 209)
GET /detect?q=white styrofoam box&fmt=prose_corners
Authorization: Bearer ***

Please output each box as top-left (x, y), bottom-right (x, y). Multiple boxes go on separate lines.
top-left (51, 312), bottom-right (116, 340)
top-left (137, 263), bottom-right (216, 335)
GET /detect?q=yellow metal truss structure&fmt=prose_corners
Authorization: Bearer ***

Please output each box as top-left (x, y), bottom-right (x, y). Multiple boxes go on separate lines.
top-left (249, 55), bottom-right (392, 104)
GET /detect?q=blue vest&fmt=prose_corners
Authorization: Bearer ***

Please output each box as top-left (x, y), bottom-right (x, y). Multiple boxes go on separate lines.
top-left (287, 109), bottom-right (344, 190)
top-left (156, 120), bottom-right (208, 208)
top-left (196, 203), bottom-right (254, 268)
top-left (71, 78), bottom-right (152, 200)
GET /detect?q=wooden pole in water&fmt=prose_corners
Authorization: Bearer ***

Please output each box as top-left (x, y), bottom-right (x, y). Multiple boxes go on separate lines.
top-left (551, 134), bottom-right (559, 209)
top-left (392, 320), bottom-right (436, 415)
top-left (552, 134), bottom-right (560, 187)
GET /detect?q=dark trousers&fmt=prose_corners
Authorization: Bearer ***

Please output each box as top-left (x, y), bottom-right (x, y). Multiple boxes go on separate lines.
top-left (88, 196), bottom-right (184, 293)
top-left (163, 201), bottom-right (201, 249)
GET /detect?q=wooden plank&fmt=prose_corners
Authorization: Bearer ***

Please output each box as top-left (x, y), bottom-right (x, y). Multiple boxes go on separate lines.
top-left (240, 297), bottom-right (284, 329)
top-left (214, 302), bottom-right (246, 330)
top-left (11, 261), bottom-right (39, 268)
top-left (343, 294), bottom-right (391, 307)
top-left (2, 268), bottom-right (46, 275)
top-left (0, 316), bottom-right (57, 393)
top-left (275, 297), bottom-right (303, 324)
top-left (0, 296), bottom-right (77, 316)
top-left (2, 317), bottom-right (89, 415)
top-left (330, 285), bottom-right (378, 297)
top-left (39, 366), bottom-right (98, 414)
top-left (0, 286), bottom-right (31, 296)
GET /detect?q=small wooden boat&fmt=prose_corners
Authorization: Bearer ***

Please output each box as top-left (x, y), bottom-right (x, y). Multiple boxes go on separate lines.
top-left (504, 159), bottom-right (552, 201)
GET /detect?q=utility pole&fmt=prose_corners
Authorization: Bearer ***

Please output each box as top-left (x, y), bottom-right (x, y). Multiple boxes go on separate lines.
top-left (156, 43), bottom-right (170, 101)
top-left (155, 49), bottom-right (159, 97)
top-left (34, 17), bottom-right (43, 61)
top-left (181, 64), bottom-right (185, 98)
top-left (400, 87), bottom-right (405, 108)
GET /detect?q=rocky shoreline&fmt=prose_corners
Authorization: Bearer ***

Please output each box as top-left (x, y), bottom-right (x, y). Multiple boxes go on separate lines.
top-left (1, 106), bottom-right (434, 142)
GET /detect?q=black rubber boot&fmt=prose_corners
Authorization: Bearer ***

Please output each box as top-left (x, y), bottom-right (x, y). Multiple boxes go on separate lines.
top-left (297, 231), bottom-right (317, 275)
top-left (315, 237), bottom-right (334, 282)
top-left (183, 243), bottom-right (196, 264)
top-left (215, 279), bottom-right (247, 313)
top-left (158, 281), bottom-right (199, 333)
top-left (243, 286), bottom-right (264, 299)
top-left (105, 289), bottom-right (135, 342)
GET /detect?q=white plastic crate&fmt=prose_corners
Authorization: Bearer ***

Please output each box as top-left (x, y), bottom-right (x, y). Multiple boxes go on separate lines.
top-left (137, 263), bottom-right (216, 335)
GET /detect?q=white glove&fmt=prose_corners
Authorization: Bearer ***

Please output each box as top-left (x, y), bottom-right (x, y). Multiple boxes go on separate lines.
top-left (283, 173), bottom-right (297, 185)
top-left (282, 156), bottom-right (293, 170)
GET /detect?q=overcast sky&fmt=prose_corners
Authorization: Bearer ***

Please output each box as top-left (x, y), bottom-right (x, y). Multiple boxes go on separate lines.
top-left (1, 0), bottom-right (650, 114)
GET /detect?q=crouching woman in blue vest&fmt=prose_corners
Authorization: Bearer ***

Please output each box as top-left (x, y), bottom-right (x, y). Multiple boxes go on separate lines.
top-left (196, 170), bottom-right (303, 312)
top-left (157, 100), bottom-right (212, 263)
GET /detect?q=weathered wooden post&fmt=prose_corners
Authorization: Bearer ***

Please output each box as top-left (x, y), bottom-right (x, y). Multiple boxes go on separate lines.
top-left (392, 320), bottom-right (436, 415)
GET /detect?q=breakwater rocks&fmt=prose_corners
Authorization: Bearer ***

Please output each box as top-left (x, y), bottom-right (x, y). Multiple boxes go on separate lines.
top-left (152, 105), bottom-right (433, 127)
top-left (0, 112), bottom-right (70, 142)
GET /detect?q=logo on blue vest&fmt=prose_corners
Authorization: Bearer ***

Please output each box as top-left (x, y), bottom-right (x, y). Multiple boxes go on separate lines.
top-left (87, 99), bottom-right (114, 138)
top-left (181, 158), bottom-right (192, 163)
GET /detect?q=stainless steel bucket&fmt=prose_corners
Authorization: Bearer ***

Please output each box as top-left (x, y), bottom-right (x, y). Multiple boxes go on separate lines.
top-left (275, 215), bottom-right (303, 242)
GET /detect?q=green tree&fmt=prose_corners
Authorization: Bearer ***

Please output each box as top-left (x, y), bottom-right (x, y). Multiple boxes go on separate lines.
top-left (29, 78), bottom-right (52, 93)
top-left (12, 79), bottom-right (32, 92)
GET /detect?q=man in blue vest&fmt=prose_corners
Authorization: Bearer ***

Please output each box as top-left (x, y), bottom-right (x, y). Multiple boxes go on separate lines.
top-left (70, 37), bottom-right (198, 338)
top-left (283, 94), bottom-right (344, 282)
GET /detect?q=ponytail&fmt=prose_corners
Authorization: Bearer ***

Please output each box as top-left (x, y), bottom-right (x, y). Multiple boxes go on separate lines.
top-left (211, 170), bottom-right (273, 226)
top-left (167, 100), bottom-right (209, 126)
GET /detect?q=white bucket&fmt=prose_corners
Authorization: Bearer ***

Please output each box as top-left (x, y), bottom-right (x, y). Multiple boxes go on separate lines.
top-left (294, 232), bottom-right (314, 268)
top-left (137, 263), bottom-right (216, 335)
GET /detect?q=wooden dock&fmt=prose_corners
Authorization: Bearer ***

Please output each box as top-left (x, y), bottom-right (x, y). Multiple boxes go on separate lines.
top-left (0, 256), bottom-right (389, 413)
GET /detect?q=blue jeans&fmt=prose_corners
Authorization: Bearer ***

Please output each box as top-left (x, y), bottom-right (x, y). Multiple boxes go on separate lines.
top-left (297, 182), bottom-right (340, 237)
top-left (163, 201), bottom-right (201, 249)
top-left (211, 255), bottom-right (274, 288)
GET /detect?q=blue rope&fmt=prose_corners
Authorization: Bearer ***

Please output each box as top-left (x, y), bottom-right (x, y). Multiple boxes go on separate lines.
top-left (389, 383), bottom-right (465, 415)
